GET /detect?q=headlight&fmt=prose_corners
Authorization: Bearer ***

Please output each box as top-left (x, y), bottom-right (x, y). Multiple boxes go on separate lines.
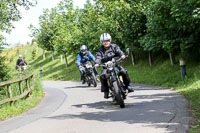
top-left (106, 61), bottom-right (113, 68)
top-left (86, 64), bottom-right (92, 68)
top-left (106, 61), bottom-right (113, 71)
top-left (108, 67), bottom-right (113, 71)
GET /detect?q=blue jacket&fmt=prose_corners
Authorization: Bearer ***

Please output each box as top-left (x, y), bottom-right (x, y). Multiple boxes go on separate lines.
top-left (76, 51), bottom-right (96, 66)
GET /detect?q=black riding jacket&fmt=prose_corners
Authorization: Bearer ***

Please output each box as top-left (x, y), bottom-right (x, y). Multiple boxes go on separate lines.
top-left (16, 59), bottom-right (28, 66)
top-left (95, 44), bottom-right (124, 64)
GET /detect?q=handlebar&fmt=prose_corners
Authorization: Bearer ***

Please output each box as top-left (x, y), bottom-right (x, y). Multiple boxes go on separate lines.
top-left (98, 57), bottom-right (124, 68)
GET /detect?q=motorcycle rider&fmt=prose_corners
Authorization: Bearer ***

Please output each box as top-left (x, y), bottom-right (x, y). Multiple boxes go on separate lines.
top-left (15, 55), bottom-right (28, 71)
top-left (77, 45), bottom-right (99, 84)
top-left (95, 33), bottom-right (134, 99)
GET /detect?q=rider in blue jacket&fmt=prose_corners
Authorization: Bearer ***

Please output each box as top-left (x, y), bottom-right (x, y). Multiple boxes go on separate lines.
top-left (77, 45), bottom-right (98, 84)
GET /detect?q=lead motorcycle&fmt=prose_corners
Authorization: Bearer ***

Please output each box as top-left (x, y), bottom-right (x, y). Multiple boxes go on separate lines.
top-left (99, 49), bottom-right (130, 108)
top-left (83, 61), bottom-right (97, 87)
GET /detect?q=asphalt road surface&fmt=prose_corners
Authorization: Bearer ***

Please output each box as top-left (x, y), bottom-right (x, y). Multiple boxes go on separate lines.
top-left (0, 81), bottom-right (191, 133)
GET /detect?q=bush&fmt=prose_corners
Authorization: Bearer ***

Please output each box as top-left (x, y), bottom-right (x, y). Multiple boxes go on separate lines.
top-left (0, 56), bottom-right (10, 81)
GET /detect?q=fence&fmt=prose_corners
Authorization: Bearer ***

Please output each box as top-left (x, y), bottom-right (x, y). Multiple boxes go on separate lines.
top-left (0, 73), bottom-right (34, 105)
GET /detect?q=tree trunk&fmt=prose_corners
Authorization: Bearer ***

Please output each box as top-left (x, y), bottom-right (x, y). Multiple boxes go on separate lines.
top-left (43, 49), bottom-right (45, 60)
top-left (52, 51), bottom-right (54, 61)
top-left (131, 51), bottom-right (136, 66)
top-left (149, 51), bottom-right (152, 67)
top-left (60, 55), bottom-right (63, 62)
top-left (64, 53), bottom-right (68, 68)
top-left (169, 52), bottom-right (175, 66)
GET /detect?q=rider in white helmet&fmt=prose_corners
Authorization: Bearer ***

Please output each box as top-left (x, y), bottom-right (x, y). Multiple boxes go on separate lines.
top-left (95, 33), bottom-right (134, 99)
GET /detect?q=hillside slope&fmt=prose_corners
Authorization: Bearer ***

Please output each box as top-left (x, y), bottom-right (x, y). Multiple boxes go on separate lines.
top-left (3, 44), bottom-right (200, 132)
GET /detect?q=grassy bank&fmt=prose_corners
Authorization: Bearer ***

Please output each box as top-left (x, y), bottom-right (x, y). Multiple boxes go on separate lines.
top-left (124, 55), bottom-right (200, 132)
top-left (2, 44), bottom-right (200, 132)
top-left (0, 44), bottom-right (44, 120)
top-left (0, 74), bottom-right (44, 120)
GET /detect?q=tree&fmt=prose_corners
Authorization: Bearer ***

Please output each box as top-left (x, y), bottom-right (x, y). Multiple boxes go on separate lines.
top-left (94, 0), bottom-right (146, 65)
top-left (0, 0), bottom-right (36, 46)
top-left (140, 0), bottom-right (200, 65)
top-left (0, 0), bottom-right (36, 81)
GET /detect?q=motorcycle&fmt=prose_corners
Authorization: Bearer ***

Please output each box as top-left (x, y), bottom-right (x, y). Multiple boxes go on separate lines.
top-left (83, 61), bottom-right (97, 87)
top-left (99, 48), bottom-right (130, 108)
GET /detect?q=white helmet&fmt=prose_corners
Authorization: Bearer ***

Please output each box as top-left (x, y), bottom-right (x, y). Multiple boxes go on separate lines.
top-left (100, 33), bottom-right (111, 43)
top-left (19, 55), bottom-right (23, 58)
top-left (80, 45), bottom-right (87, 51)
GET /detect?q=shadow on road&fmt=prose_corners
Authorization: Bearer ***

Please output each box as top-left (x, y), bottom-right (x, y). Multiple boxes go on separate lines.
top-left (46, 90), bottom-right (185, 133)
top-left (64, 86), bottom-right (90, 89)
top-left (133, 83), bottom-right (169, 91)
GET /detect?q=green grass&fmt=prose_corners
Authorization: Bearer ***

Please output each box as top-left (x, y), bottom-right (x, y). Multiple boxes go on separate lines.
top-left (0, 74), bottom-right (44, 120)
top-left (2, 44), bottom-right (200, 132)
top-left (0, 44), bottom-right (44, 120)
top-left (123, 56), bottom-right (200, 132)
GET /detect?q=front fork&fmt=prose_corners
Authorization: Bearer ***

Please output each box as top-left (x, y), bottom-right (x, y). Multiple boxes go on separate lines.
top-left (108, 73), bottom-right (127, 99)
top-left (107, 72), bottom-right (119, 98)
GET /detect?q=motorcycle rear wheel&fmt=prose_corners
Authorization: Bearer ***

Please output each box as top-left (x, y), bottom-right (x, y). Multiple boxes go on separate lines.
top-left (113, 81), bottom-right (125, 108)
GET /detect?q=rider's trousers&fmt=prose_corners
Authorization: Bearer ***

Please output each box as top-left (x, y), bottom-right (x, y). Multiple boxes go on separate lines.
top-left (100, 65), bottom-right (131, 92)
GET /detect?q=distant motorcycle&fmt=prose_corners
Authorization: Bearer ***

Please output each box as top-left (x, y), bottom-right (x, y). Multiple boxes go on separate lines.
top-left (99, 48), bottom-right (130, 108)
top-left (83, 61), bottom-right (97, 87)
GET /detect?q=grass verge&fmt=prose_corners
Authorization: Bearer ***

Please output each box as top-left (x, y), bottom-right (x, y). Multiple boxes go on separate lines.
top-left (124, 56), bottom-right (200, 132)
top-left (0, 74), bottom-right (44, 120)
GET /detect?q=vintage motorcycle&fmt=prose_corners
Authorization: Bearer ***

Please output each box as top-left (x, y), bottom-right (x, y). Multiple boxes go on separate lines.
top-left (99, 48), bottom-right (130, 108)
top-left (83, 61), bottom-right (97, 87)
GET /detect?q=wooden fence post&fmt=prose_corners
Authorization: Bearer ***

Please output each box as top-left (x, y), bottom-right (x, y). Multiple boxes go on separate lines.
top-left (7, 84), bottom-right (13, 106)
top-left (26, 79), bottom-right (31, 97)
top-left (149, 51), bottom-right (153, 67)
top-left (19, 81), bottom-right (23, 94)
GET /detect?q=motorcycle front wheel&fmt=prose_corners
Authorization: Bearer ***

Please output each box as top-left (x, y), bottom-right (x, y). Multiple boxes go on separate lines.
top-left (92, 73), bottom-right (97, 87)
top-left (113, 81), bottom-right (125, 108)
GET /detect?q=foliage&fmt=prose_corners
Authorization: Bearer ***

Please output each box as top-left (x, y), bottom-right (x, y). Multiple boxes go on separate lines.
top-left (0, 74), bottom-right (43, 120)
top-left (30, 0), bottom-right (200, 56)
top-left (0, 0), bottom-right (36, 46)
top-left (0, 56), bottom-right (10, 81)
top-left (0, 43), bottom-right (43, 120)
top-left (140, 0), bottom-right (200, 53)
top-left (32, 49), bottom-right (36, 59)
top-left (0, 0), bottom-right (36, 82)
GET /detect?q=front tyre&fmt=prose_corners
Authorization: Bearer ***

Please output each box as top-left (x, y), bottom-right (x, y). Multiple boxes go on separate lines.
top-left (113, 81), bottom-right (125, 108)
top-left (92, 73), bottom-right (97, 87)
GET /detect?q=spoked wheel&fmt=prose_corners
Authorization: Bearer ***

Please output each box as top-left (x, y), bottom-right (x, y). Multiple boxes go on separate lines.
top-left (85, 76), bottom-right (91, 86)
top-left (113, 81), bottom-right (125, 108)
top-left (92, 73), bottom-right (97, 87)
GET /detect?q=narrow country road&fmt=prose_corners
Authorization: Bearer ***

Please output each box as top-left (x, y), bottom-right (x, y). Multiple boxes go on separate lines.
top-left (0, 81), bottom-right (191, 133)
